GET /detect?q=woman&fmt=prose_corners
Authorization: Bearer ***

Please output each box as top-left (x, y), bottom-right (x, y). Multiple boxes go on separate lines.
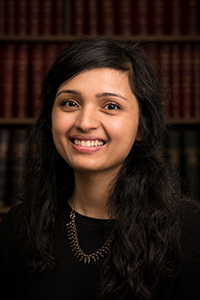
top-left (0, 37), bottom-right (200, 300)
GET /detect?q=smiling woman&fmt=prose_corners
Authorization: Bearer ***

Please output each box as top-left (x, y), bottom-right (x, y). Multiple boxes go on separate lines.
top-left (0, 37), bottom-right (200, 300)
top-left (51, 68), bottom-right (140, 175)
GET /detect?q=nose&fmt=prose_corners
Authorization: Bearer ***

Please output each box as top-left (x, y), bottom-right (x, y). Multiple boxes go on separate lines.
top-left (75, 107), bottom-right (100, 132)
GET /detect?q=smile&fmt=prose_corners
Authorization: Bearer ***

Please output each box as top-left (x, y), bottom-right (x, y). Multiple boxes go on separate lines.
top-left (73, 139), bottom-right (105, 147)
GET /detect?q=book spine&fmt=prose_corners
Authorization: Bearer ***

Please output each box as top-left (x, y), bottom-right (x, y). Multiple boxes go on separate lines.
top-left (43, 43), bottom-right (60, 73)
top-left (170, 0), bottom-right (181, 35)
top-left (64, 0), bottom-right (72, 34)
top-left (83, 0), bottom-right (89, 34)
top-left (29, 0), bottom-right (40, 35)
top-left (159, 43), bottom-right (171, 118)
top-left (179, 0), bottom-right (188, 35)
top-left (170, 43), bottom-right (181, 118)
top-left (183, 130), bottom-right (200, 201)
top-left (72, 0), bottom-right (85, 34)
top-left (10, 128), bottom-right (27, 204)
top-left (163, 0), bottom-right (171, 34)
top-left (0, 0), bottom-right (5, 34)
top-left (137, 0), bottom-right (148, 34)
top-left (16, 0), bottom-right (27, 35)
top-left (2, 43), bottom-right (15, 117)
top-left (166, 129), bottom-right (182, 176)
top-left (192, 43), bottom-right (200, 118)
top-left (5, 0), bottom-right (15, 34)
top-left (87, 0), bottom-right (98, 35)
top-left (198, 0), bottom-right (200, 34)
top-left (52, 0), bottom-right (64, 35)
top-left (41, 0), bottom-right (53, 35)
top-left (15, 43), bottom-right (29, 117)
top-left (30, 43), bottom-right (44, 116)
top-left (188, 0), bottom-right (199, 35)
top-left (181, 43), bottom-right (192, 118)
top-left (101, 0), bottom-right (115, 35)
top-left (0, 44), bottom-right (2, 116)
top-left (154, 0), bottom-right (164, 35)
top-left (119, 0), bottom-right (131, 35)
top-left (130, 0), bottom-right (139, 34)
top-left (0, 129), bottom-right (10, 207)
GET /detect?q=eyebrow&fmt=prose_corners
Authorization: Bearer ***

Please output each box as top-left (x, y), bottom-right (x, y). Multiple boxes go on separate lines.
top-left (96, 92), bottom-right (127, 101)
top-left (56, 89), bottom-right (81, 97)
top-left (57, 89), bottom-right (127, 101)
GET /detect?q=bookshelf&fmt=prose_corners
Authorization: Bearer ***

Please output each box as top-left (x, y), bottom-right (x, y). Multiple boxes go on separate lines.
top-left (0, 0), bottom-right (200, 215)
top-left (0, 117), bottom-right (200, 126)
top-left (0, 34), bottom-right (200, 42)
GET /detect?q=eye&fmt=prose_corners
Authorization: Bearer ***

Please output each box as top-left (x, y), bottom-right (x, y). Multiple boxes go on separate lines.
top-left (61, 100), bottom-right (79, 107)
top-left (104, 103), bottom-right (120, 110)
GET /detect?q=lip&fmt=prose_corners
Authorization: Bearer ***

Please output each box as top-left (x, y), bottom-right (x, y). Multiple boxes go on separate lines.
top-left (71, 140), bottom-right (105, 153)
top-left (69, 135), bottom-right (106, 153)
top-left (70, 135), bottom-right (106, 142)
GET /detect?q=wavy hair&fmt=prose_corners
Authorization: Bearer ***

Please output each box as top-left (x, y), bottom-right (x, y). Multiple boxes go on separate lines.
top-left (17, 38), bottom-right (182, 299)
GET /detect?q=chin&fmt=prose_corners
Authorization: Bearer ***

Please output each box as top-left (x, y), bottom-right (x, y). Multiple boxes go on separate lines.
top-left (73, 166), bottom-right (102, 173)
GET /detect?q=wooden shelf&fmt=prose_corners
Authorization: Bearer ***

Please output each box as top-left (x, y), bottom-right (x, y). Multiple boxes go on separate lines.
top-left (0, 117), bottom-right (37, 125)
top-left (0, 117), bottom-right (200, 126)
top-left (0, 34), bottom-right (200, 43)
top-left (167, 118), bottom-right (200, 125)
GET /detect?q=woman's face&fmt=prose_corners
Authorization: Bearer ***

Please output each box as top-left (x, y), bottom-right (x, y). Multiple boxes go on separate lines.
top-left (51, 68), bottom-right (140, 175)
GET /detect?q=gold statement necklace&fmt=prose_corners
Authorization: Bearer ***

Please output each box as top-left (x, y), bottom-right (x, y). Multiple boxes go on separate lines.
top-left (66, 209), bottom-right (114, 264)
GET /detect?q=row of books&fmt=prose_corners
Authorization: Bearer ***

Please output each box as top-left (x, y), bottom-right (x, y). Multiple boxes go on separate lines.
top-left (0, 42), bottom-right (66, 117)
top-left (0, 41), bottom-right (199, 118)
top-left (0, 127), bottom-right (199, 209)
top-left (71, 0), bottom-right (200, 35)
top-left (165, 129), bottom-right (200, 201)
top-left (0, 0), bottom-right (200, 36)
top-left (155, 42), bottom-right (200, 118)
top-left (0, 128), bottom-right (27, 208)
top-left (0, 0), bottom-right (65, 35)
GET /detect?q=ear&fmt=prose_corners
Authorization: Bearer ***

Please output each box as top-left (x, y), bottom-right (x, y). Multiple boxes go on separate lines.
top-left (135, 131), bottom-right (143, 142)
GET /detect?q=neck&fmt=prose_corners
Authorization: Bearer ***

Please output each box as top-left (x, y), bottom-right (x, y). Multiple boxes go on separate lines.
top-left (68, 170), bottom-right (117, 219)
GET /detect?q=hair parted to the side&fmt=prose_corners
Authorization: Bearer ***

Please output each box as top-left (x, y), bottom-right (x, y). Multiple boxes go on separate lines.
top-left (17, 37), bottom-right (182, 299)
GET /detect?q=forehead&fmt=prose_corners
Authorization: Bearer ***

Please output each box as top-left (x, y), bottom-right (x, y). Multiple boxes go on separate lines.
top-left (57, 68), bottom-right (131, 92)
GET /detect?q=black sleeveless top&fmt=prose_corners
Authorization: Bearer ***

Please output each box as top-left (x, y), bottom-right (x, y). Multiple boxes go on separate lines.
top-left (0, 200), bottom-right (200, 300)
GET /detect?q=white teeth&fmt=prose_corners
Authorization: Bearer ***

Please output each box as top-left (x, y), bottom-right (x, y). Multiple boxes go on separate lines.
top-left (74, 139), bottom-right (104, 147)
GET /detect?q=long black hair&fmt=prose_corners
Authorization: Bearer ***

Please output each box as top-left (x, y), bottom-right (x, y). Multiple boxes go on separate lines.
top-left (17, 37), bottom-right (182, 299)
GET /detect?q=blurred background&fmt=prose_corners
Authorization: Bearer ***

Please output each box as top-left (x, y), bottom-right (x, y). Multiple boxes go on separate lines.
top-left (0, 0), bottom-right (200, 218)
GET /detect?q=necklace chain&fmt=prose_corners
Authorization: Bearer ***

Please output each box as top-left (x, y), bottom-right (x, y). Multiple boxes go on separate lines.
top-left (66, 210), bottom-right (113, 264)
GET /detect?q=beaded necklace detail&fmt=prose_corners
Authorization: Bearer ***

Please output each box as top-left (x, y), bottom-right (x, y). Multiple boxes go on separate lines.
top-left (66, 209), bottom-right (113, 264)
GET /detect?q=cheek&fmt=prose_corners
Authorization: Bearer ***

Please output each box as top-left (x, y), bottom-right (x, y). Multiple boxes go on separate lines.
top-left (111, 118), bottom-right (139, 142)
top-left (51, 123), bottom-right (61, 144)
top-left (52, 129), bottom-right (61, 155)
top-left (51, 128), bottom-right (70, 164)
top-left (51, 120), bottom-right (67, 152)
top-left (52, 112), bottom-right (71, 137)
top-left (52, 122), bottom-right (64, 136)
